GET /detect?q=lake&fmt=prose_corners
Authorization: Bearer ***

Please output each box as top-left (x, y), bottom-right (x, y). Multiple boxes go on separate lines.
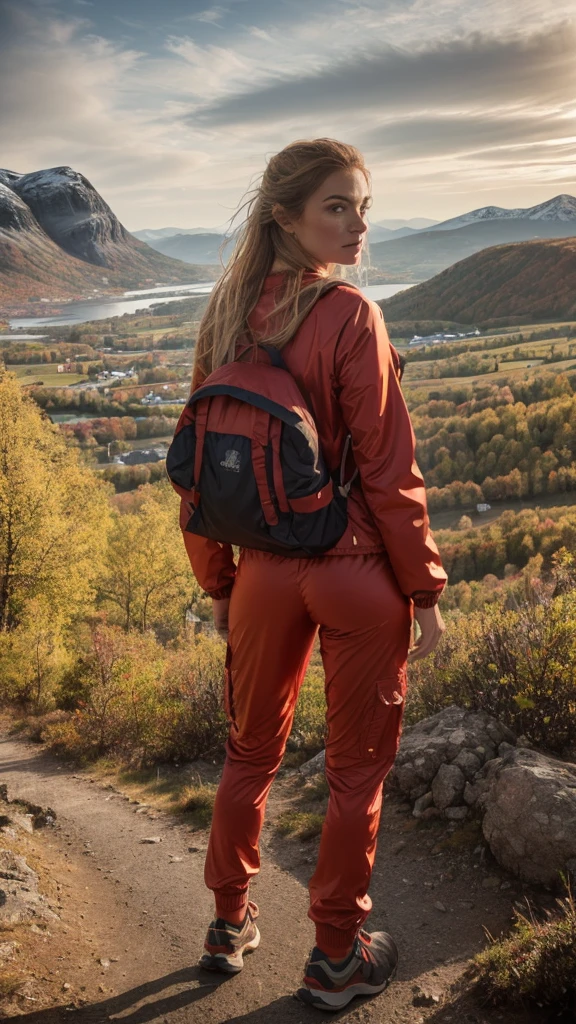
top-left (8, 281), bottom-right (413, 330)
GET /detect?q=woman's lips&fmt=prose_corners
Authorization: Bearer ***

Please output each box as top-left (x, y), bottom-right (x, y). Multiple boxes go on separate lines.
top-left (343, 240), bottom-right (363, 249)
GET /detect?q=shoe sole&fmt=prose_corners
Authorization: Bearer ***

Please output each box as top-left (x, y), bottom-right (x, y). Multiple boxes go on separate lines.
top-left (199, 925), bottom-right (261, 975)
top-left (295, 967), bottom-right (397, 1012)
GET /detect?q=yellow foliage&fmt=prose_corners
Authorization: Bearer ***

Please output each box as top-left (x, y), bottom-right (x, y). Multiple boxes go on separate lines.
top-left (0, 372), bottom-right (111, 632)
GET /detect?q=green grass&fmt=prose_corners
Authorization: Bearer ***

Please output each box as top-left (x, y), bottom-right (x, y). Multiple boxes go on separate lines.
top-left (473, 888), bottom-right (576, 1012)
top-left (12, 364), bottom-right (87, 386)
top-left (175, 782), bottom-right (217, 827)
top-left (301, 774), bottom-right (330, 802)
top-left (275, 810), bottom-right (325, 840)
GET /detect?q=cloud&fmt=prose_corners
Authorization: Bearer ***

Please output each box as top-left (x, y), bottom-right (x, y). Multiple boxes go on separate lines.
top-left (359, 112), bottom-right (576, 161)
top-left (188, 22), bottom-right (576, 127)
top-left (191, 7), bottom-right (228, 24)
top-left (0, 2), bottom-right (208, 203)
top-left (2, 0), bottom-right (575, 228)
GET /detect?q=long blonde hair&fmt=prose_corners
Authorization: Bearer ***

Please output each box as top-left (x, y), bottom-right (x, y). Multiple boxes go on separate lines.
top-left (193, 138), bottom-right (369, 384)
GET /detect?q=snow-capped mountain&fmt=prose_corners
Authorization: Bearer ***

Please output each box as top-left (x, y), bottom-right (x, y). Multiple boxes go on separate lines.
top-left (8, 166), bottom-right (134, 266)
top-left (0, 165), bottom-right (219, 307)
top-left (433, 194), bottom-right (576, 232)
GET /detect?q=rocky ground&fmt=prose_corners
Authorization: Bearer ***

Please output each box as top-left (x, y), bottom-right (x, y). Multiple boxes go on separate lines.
top-left (0, 729), bottom-right (563, 1023)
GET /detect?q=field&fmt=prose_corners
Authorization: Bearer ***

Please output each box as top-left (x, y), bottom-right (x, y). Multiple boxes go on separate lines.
top-left (12, 363), bottom-right (87, 386)
top-left (398, 324), bottom-right (576, 390)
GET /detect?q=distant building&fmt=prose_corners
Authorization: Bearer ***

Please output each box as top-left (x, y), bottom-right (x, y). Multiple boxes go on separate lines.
top-left (120, 449), bottom-right (162, 466)
top-left (409, 328), bottom-right (481, 346)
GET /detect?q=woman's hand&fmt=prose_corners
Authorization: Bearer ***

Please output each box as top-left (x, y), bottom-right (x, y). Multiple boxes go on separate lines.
top-left (212, 597), bottom-right (230, 640)
top-left (408, 604), bottom-right (446, 662)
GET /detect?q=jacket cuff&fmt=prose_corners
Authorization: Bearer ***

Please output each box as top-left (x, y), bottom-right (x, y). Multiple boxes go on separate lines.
top-left (411, 589), bottom-right (443, 608)
top-left (204, 583), bottom-right (235, 600)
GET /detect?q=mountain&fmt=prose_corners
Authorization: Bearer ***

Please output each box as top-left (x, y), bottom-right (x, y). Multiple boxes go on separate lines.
top-left (133, 227), bottom-right (219, 242)
top-left (432, 194), bottom-right (576, 232)
top-left (370, 195), bottom-right (576, 281)
top-left (381, 237), bottom-right (576, 325)
top-left (367, 224), bottom-right (418, 244)
top-left (143, 231), bottom-right (229, 264)
top-left (375, 217), bottom-right (438, 230)
top-left (0, 166), bottom-right (218, 307)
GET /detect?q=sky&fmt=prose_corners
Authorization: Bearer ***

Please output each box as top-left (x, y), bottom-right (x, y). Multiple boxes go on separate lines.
top-left (1, 0), bottom-right (575, 231)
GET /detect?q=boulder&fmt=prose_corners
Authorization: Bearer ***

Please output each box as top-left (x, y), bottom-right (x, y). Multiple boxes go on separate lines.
top-left (298, 706), bottom-right (518, 819)
top-left (299, 750), bottom-right (326, 778)
top-left (413, 792), bottom-right (434, 818)
top-left (432, 764), bottom-right (466, 810)
top-left (480, 748), bottom-right (576, 884)
top-left (0, 849), bottom-right (57, 926)
top-left (390, 706), bottom-right (516, 813)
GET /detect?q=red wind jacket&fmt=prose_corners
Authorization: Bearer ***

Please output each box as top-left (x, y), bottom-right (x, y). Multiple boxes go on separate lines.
top-left (179, 271), bottom-right (447, 606)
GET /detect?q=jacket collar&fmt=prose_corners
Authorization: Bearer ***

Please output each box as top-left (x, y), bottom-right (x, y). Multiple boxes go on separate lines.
top-left (261, 270), bottom-right (327, 293)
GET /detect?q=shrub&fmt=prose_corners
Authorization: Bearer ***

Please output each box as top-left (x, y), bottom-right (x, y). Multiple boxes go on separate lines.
top-left (474, 889), bottom-right (576, 1013)
top-left (408, 562), bottom-right (576, 754)
top-left (42, 627), bottom-right (228, 767)
top-left (148, 634), bottom-right (228, 763)
top-left (43, 716), bottom-right (95, 764)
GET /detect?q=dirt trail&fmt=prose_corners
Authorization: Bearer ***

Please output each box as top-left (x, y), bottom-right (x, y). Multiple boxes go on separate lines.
top-left (0, 733), bottom-right (546, 1024)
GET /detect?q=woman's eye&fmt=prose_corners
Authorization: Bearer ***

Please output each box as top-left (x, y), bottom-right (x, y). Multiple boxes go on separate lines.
top-left (331, 204), bottom-right (345, 213)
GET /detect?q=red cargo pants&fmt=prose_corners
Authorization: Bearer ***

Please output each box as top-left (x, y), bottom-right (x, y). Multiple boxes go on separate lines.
top-left (204, 548), bottom-right (412, 956)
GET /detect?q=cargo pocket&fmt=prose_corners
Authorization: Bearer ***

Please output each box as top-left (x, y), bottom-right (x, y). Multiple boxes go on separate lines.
top-left (223, 643), bottom-right (238, 732)
top-left (360, 668), bottom-right (407, 761)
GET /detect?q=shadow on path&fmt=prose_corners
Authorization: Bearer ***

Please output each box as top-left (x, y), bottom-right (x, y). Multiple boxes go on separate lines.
top-left (7, 966), bottom-right (231, 1023)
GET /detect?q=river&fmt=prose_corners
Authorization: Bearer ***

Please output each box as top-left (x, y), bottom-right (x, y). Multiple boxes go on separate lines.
top-left (7, 281), bottom-right (413, 330)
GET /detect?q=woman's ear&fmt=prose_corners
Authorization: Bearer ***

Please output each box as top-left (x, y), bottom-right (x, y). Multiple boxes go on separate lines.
top-left (271, 203), bottom-right (295, 234)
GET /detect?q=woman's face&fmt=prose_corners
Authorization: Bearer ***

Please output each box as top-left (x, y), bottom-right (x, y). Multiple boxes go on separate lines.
top-left (281, 167), bottom-right (371, 267)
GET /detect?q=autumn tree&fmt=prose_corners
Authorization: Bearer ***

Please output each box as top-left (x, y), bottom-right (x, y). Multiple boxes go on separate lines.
top-left (0, 372), bottom-right (111, 633)
top-left (98, 480), bottom-right (196, 635)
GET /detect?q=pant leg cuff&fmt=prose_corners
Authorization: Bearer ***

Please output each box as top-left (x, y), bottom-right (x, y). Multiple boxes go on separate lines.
top-left (315, 923), bottom-right (359, 958)
top-left (214, 889), bottom-right (249, 915)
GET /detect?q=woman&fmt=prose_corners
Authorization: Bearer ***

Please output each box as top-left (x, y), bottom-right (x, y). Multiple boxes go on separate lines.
top-left (180, 138), bottom-right (447, 1012)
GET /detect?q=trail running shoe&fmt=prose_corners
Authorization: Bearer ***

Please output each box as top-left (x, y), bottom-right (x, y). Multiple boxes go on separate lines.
top-left (199, 900), bottom-right (260, 974)
top-left (296, 928), bottom-right (398, 1012)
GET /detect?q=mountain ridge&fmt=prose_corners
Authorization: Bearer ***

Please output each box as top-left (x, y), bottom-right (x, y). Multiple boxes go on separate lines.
top-left (370, 197), bottom-right (576, 281)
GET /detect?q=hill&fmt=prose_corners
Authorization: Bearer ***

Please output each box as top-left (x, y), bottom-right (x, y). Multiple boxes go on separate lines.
top-left (143, 231), bottom-right (228, 264)
top-left (370, 195), bottom-right (576, 280)
top-left (381, 236), bottom-right (576, 325)
top-left (0, 166), bottom-right (218, 307)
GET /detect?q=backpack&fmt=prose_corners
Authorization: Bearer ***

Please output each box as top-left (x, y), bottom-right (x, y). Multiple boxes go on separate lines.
top-left (166, 280), bottom-right (358, 558)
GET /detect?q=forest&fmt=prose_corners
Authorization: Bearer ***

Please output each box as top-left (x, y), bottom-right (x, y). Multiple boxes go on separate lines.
top-left (404, 372), bottom-right (576, 506)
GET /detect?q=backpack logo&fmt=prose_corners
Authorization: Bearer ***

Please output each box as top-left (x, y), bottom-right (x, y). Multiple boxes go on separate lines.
top-left (220, 449), bottom-right (241, 473)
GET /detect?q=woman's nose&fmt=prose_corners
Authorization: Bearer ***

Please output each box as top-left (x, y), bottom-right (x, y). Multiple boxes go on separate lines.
top-left (351, 215), bottom-right (368, 235)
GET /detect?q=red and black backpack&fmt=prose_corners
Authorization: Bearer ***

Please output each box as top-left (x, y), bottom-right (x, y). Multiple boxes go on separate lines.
top-left (166, 281), bottom-right (359, 557)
